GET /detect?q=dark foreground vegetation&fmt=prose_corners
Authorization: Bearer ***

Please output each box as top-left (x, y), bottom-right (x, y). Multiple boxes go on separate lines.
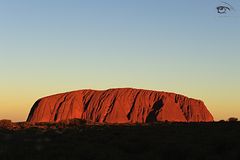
top-left (1, 119), bottom-right (240, 160)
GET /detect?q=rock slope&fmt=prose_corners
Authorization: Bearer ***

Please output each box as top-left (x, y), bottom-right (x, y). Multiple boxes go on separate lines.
top-left (27, 88), bottom-right (214, 123)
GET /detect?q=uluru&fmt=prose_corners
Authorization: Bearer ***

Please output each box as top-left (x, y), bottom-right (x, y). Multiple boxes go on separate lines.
top-left (27, 88), bottom-right (214, 123)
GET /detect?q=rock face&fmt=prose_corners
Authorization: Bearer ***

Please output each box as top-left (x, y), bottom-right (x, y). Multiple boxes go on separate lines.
top-left (27, 88), bottom-right (214, 123)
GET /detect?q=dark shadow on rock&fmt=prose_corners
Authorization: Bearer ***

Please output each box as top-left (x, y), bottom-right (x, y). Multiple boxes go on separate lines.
top-left (146, 100), bottom-right (163, 122)
top-left (26, 99), bottom-right (41, 122)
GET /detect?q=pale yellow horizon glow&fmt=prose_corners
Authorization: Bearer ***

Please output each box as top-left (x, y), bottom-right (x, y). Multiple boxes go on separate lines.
top-left (1, 83), bottom-right (239, 122)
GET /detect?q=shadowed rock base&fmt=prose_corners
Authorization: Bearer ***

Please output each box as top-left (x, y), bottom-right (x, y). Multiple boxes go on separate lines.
top-left (27, 88), bottom-right (214, 123)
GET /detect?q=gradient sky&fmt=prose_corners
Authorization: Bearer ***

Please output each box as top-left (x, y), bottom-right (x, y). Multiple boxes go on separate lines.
top-left (1, 0), bottom-right (240, 121)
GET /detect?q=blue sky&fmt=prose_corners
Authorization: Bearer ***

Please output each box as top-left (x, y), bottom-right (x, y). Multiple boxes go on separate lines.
top-left (0, 0), bottom-right (240, 121)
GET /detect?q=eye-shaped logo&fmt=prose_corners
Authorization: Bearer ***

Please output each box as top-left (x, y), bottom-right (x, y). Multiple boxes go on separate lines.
top-left (216, 1), bottom-right (234, 14)
top-left (217, 6), bottom-right (230, 14)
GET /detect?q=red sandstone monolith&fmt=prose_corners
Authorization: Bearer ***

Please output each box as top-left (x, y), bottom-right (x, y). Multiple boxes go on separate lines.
top-left (27, 88), bottom-right (214, 123)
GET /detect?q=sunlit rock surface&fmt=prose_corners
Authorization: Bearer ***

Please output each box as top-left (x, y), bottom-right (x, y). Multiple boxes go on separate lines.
top-left (27, 88), bottom-right (214, 123)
